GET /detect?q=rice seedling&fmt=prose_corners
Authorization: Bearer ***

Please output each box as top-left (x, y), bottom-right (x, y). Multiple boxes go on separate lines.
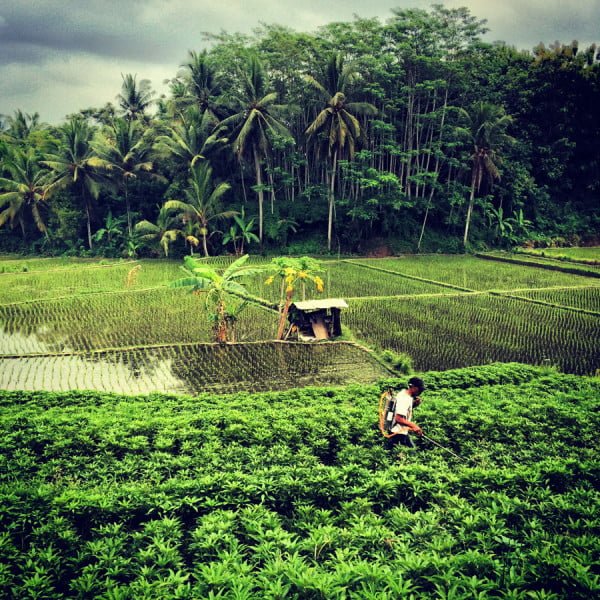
top-left (345, 293), bottom-right (599, 374)
top-left (349, 255), bottom-right (598, 291)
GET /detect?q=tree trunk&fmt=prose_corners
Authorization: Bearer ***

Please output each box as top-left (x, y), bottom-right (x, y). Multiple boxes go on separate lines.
top-left (85, 200), bottom-right (93, 250)
top-left (215, 300), bottom-right (228, 343)
top-left (418, 87), bottom-right (448, 251)
top-left (276, 288), bottom-right (294, 340)
top-left (253, 145), bottom-right (264, 243)
top-left (327, 148), bottom-right (338, 251)
top-left (463, 170), bottom-right (477, 248)
top-left (124, 181), bottom-right (132, 237)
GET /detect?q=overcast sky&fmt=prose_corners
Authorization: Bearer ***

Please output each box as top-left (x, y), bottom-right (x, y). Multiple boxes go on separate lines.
top-left (1, 0), bottom-right (599, 124)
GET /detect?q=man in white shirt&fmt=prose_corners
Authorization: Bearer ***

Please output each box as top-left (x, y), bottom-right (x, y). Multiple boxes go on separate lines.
top-left (386, 377), bottom-right (425, 449)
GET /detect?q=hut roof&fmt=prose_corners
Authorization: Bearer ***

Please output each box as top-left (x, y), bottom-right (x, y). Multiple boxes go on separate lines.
top-left (292, 299), bottom-right (348, 312)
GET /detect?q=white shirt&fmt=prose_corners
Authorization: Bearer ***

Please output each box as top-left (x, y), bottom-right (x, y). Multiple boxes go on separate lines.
top-left (390, 389), bottom-right (413, 435)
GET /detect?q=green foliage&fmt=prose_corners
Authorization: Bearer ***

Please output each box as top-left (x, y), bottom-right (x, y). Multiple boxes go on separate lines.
top-left (0, 366), bottom-right (599, 598)
top-left (379, 349), bottom-right (413, 375)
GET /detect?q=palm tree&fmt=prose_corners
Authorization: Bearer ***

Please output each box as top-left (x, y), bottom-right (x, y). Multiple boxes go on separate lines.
top-left (134, 206), bottom-right (182, 257)
top-left (222, 208), bottom-right (260, 256)
top-left (304, 53), bottom-right (377, 250)
top-left (43, 118), bottom-right (111, 249)
top-left (177, 50), bottom-right (226, 124)
top-left (163, 161), bottom-right (234, 257)
top-left (3, 110), bottom-right (44, 142)
top-left (117, 74), bottom-right (154, 122)
top-left (0, 146), bottom-right (50, 238)
top-left (218, 54), bottom-right (293, 243)
top-left (154, 106), bottom-right (228, 170)
top-left (456, 101), bottom-right (514, 247)
top-left (171, 254), bottom-right (264, 342)
top-left (92, 117), bottom-right (156, 235)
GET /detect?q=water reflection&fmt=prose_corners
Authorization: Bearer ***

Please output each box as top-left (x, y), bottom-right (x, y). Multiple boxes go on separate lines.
top-left (0, 351), bottom-right (192, 394)
top-left (0, 343), bottom-right (390, 395)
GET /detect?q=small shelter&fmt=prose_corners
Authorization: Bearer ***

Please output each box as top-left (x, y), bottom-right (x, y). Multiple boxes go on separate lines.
top-left (288, 298), bottom-right (348, 340)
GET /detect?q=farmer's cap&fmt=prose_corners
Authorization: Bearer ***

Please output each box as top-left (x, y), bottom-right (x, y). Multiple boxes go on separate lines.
top-left (408, 377), bottom-right (425, 394)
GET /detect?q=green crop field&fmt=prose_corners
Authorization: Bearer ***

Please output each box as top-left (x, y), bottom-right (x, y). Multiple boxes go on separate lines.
top-left (0, 254), bottom-right (599, 392)
top-left (518, 247), bottom-right (600, 263)
top-left (1, 364), bottom-right (598, 598)
top-left (345, 293), bottom-right (599, 374)
top-left (247, 260), bottom-right (453, 303)
top-left (348, 255), bottom-right (598, 290)
top-left (509, 286), bottom-right (600, 313)
top-left (0, 289), bottom-right (276, 354)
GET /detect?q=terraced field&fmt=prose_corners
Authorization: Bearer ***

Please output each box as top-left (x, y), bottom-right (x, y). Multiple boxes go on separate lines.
top-left (0, 253), bottom-right (598, 393)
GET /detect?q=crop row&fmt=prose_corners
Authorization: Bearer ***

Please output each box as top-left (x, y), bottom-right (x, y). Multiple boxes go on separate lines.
top-left (500, 285), bottom-right (600, 313)
top-left (476, 252), bottom-right (600, 278)
top-left (349, 255), bottom-right (599, 290)
top-left (0, 368), bottom-right (598, 598)
top-left (0, 341), bottom-right (390, 394)
top-left (0, 262), bottom-right (183, 306)
top-left (516, 246), bottom-right (600, 264)
top-left (0, 288), bottom-right (277, 355)
top-left (246, 259), bottom-right (451, 304)
top-left (0, 256), bottom-right (124, 274)
top-left (345, 294), bottom-right (600, 375)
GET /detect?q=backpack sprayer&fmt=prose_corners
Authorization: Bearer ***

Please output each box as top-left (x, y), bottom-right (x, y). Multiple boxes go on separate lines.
top-left (378, 388), bottom-right (397, 438)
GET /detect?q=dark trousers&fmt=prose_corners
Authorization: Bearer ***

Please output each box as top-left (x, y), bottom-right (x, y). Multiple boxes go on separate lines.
top-left (385, 434), bottom-right (415, 449)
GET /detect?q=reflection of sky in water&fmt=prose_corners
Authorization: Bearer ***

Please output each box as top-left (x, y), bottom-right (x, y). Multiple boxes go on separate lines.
top-left (0, 325), bottom-right (54, 355)
top-left (0, 341), bottom-right (390, 394)
top-left (0, 354), bottom-right (192, 395)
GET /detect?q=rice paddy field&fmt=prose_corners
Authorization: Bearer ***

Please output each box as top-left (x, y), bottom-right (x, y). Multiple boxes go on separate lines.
top-left (0, 253), bottom-right (598, 393)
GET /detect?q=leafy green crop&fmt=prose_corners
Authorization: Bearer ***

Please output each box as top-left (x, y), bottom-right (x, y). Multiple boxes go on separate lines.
top-left (352, 255), bottom-right (598, 290)
top-left (0, 365), bottom-right (598, 598)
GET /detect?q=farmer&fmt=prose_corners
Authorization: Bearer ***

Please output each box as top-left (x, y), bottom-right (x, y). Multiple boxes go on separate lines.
top-left (385, 376), bottom-right (425, 449)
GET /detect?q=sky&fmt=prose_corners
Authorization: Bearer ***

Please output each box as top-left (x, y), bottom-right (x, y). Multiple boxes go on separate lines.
top-left (1, 0), bottom-right (599, 124)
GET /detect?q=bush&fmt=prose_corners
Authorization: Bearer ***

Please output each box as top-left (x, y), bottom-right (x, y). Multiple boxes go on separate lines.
top-left (379, 349), bottom-right (413, 375)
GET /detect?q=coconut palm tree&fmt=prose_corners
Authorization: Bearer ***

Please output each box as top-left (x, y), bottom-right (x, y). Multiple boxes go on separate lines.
top-left (42, 118), bottom-right (111, 249)
top-left (0, 146), bottom-right (50, 238)
top-left (177, 50), bottom-right (226, 124)
top-left (3, 110), bottom-right (45, 142)
top-left (117, 74), bottom-right (155, 122)
top-left (163, 161), bottom-right (234, 257)
top-left (154, 106), bottom-right (228, 171)
top-left (134, 206), bottom-right (182, 257)
top-left (456, 101), bottom-right (514, 247)
top-left (304, 53), bottom-right (377, 250)
top-left (92, 117), bottom-right (156, 235)
top-left (171, 253), bottom-right (264, 342)
top-left (218, 54), bottom-right (293, 243)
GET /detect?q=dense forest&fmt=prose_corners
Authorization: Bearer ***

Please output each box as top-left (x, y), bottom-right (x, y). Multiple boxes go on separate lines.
top-left (1, 5), bottom-right (599, 257)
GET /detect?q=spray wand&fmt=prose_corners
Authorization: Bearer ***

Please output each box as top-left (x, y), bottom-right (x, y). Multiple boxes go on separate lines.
top-left (420, 433), bottom-right (468, 462)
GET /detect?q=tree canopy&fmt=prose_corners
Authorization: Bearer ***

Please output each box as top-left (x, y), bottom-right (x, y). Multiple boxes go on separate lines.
top-left (1, 6), bottom-right (598, 256)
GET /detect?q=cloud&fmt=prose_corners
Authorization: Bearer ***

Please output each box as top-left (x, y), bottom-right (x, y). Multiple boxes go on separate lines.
top-left (444, 0), bottom-right (600, 49)
top-left (1, 1), bottom-right (598, 123)
top-left (0, 54), bottom-right (172, 123)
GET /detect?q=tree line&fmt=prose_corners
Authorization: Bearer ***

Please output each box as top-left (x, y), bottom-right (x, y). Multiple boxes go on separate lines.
top-left (1, 5), bottom-right (599, 257)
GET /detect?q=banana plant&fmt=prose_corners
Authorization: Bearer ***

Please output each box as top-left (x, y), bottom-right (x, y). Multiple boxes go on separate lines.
top-left (171, 253), bottom-right (263, 342)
